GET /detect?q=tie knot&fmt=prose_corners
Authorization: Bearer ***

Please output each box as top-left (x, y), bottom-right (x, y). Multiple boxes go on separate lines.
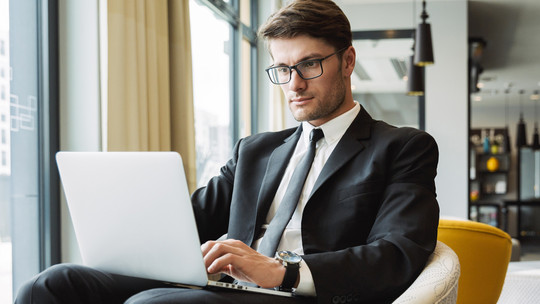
top-left (310, 128), bottom-right (324, 143)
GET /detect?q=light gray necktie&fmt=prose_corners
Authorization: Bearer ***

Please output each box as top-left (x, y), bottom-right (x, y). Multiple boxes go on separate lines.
top-left (258, 128), bottom-right (325, 257)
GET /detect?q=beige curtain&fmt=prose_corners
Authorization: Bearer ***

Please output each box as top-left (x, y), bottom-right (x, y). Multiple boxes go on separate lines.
top-left (108, 0), bottom-right (197, 192)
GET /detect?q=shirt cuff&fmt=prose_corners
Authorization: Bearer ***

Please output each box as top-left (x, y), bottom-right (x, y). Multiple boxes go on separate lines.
top-left (294, 259), bottom-right (317, 296)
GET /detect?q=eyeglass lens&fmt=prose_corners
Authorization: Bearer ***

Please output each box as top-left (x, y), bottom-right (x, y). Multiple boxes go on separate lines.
top-left (267, 59), bottom-right (323, 84)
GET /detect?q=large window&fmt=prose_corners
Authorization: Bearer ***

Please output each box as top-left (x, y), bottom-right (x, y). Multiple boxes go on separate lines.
top-left (190, 1), bottom-right (233, 188)
top-left (1, 0), bottom-right (60, 301)
top-left (0, 2), bottom-right (13, 301)
top-left (190, 0), bottom-right (257, 187)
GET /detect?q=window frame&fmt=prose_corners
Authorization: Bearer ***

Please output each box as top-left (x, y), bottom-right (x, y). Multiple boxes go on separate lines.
top-left (194, 0), bottom-right (258, 143)
top-left (37, 0), bottom-right (61, 270)
top-left (8, 0), bottom-right (60, 296)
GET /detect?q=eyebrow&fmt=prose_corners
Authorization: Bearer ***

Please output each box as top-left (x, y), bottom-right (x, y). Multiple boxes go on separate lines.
top-left (273, 53), bottom-right (325, 67)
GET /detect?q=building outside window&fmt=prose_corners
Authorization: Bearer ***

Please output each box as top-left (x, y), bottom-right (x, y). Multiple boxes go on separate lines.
top-left (190, 0), bottom-right (233, 188)
top-left (1, 0), bottom-right (59, 301)
top-left (189, 0), bottom-right (257, 187)
top-left (0, 1), bottom-right (11, 301)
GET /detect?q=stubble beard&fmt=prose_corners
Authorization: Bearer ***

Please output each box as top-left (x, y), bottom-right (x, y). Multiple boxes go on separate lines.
top-left (290, 76), bottom-right (347, 123)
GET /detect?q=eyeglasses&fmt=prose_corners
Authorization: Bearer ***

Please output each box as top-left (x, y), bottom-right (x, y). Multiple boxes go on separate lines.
top-left (265, 47), bottom-right (348, 85)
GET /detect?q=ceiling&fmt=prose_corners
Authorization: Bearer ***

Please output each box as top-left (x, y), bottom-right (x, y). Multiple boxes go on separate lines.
top-left (339, 0), bottom-right (540, 107)
top-left (339, 0), bottom-right (540, 125)
top-left (469, 0), bottom-right (540, 106)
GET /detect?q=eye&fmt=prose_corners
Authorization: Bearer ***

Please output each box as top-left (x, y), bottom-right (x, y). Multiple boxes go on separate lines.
top-left (299, 60), bottom-right (318, 69)
top-left (275, 66), bottom-right (290, 74)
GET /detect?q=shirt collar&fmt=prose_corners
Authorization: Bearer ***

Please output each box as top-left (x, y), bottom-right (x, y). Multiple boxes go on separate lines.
top-left (301, 102), bottom-right (361, 146)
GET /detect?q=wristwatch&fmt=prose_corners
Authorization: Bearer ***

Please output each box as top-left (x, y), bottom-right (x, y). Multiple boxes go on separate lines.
top-left (275, 250), bottom-right (302, 292)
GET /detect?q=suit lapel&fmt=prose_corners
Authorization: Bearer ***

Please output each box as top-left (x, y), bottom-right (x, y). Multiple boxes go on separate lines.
top-left (310, 109), bottom-right (374, 198)
top-left (252, 126), bottom-right (303, 240)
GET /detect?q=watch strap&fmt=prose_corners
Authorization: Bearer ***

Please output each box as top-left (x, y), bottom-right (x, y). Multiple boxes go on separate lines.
top-left (280, 262), bottom-right (299, 292)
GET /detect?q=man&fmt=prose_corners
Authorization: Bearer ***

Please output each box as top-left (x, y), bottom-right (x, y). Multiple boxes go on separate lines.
top-left (15, 0), bottom-right (439, 303)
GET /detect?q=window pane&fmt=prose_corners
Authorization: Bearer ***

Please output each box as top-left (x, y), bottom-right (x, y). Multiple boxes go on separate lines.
top-left (190, 0), bottom-right (233, 188)
top-left (240, 39), bottom-right (251, 137)
top-left (0, 0), bottom-right (12, 301)
top-left (2, 0), bottom-right (50, 300)
top-left (352, 37), bottom-right (420, 128)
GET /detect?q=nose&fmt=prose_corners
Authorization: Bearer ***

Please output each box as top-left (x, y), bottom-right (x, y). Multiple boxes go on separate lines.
top-left (287, 69), bottom-right (307, 92)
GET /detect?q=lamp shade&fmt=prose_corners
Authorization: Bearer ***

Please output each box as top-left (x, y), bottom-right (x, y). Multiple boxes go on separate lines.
top-left (533, 91), bottom-right (540, 149)
top-left (516, 114), bottom-right (528, 148)
top-left (504, 127), bottom-right (512, 153)
top-left (533, 124), bottom-right (540, 150)
top-left (407, 55), bottom-right (424, 96)
top-left (414, 22), bottom-right (434, 66)
top-left (414, 0), bottom-right (434, 66)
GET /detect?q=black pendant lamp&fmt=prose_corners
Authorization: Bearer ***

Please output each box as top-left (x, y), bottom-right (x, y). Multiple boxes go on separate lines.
top-left (414, 0), bottom-right (435, 66)
top-left (516, 90), bottom-right (528, 148)
top-left (503, 89), bottom-right (512, 153)
top-left (532, 125), bottom-right (540, 149)
top-left (407, 36), bottom-right (424, 96)
top-left (532, 90), bottom-right (540, 149)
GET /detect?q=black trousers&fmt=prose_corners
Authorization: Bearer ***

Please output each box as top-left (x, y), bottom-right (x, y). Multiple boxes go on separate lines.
top-left (14, 264), bottom-right (317, 304)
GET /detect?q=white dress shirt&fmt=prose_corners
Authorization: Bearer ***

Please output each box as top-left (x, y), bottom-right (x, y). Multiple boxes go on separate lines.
top-left (252, 102), bottom-right (361, 296)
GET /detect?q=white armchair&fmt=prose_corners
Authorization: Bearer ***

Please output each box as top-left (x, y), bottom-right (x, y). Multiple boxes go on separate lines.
top-left (393, 241), bottom-right (460, 304)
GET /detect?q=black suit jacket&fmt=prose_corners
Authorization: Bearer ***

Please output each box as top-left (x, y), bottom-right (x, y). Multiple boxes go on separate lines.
top-left (191, 109), bottom-right (440, 304)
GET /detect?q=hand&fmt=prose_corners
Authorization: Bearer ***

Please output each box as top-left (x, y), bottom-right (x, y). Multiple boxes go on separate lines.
top-left (201, 239), bottom-right (285, 288)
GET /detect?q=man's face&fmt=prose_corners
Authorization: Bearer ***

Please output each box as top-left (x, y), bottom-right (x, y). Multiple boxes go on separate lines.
top-left (268, 36), bottom-right (355, 126)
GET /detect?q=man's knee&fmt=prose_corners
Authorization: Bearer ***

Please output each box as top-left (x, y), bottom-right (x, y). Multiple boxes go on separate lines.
top-left (14, 275), bottom-right (36, 304)
top-left (14, 263), bottom-right (104, 304)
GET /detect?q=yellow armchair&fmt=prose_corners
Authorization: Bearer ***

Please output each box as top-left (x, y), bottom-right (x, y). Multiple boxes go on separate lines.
top-left (438, 219), bottom-right (512, 304)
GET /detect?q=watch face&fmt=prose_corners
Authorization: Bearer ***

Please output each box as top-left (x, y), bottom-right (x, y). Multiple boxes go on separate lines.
top-left (276, 250), bottom-right (302, 264)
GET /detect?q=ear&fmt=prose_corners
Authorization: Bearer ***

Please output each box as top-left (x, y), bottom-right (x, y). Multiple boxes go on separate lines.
top-left (342, 46), bottom-right (356, 77)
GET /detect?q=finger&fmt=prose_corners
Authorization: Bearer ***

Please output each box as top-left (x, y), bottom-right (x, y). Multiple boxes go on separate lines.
top-left (208, 252), bottom-right (285, 288)
top-left (200, 240), bottom-right (217, 256)
top-left (207, 252), bottom-right (238, 274)
top-left (201, 239), bottom-right (249, 256)
top-left (216, 239), bottom-right (251, 249)
top-left (202, 241), bottom-right (251, 269)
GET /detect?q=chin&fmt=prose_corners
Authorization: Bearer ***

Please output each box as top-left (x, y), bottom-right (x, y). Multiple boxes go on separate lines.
top-left (290, 105), bottom-right (311, 120)
top-left (290, 110), bottom-right (309, 122)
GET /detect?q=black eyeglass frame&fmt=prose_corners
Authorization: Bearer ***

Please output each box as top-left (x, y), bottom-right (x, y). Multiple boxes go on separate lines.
top-left (265, 47), bottom-right (349, 85)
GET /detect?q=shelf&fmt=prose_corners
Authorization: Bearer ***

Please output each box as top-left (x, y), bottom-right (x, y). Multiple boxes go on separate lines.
top-left (478, 169), bottom-right (509, 173)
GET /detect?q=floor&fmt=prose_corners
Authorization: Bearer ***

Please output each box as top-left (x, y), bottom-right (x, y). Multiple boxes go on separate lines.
top-left (520, 239), bottom-right (540, 261)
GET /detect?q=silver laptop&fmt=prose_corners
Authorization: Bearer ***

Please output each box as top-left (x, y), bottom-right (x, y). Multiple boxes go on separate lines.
top-left (56, 151), bottom-right (292, 297)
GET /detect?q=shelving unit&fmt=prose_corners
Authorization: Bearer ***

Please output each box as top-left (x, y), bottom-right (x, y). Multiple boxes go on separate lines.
top-left (469, 128), bottom-right (511, 228)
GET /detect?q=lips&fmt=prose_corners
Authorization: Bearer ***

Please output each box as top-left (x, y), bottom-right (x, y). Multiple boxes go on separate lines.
top-left (290, 96), bottom-right (314, 106)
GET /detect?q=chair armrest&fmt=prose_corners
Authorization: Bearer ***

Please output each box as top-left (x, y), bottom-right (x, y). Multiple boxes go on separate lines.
top-left (393, 241), bottom-right (460, 304)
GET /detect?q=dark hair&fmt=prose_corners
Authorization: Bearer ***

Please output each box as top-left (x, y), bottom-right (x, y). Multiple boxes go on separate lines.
top-left (258, 0), bottom-right (352, 52)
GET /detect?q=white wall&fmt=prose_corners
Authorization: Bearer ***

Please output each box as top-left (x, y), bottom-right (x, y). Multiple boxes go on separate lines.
top-left (59, 0), bottom-right (103, 263)
top-left (425, 1), bottom-right (468, 218)
top-left (339, 0), bottom-right (469, 218)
